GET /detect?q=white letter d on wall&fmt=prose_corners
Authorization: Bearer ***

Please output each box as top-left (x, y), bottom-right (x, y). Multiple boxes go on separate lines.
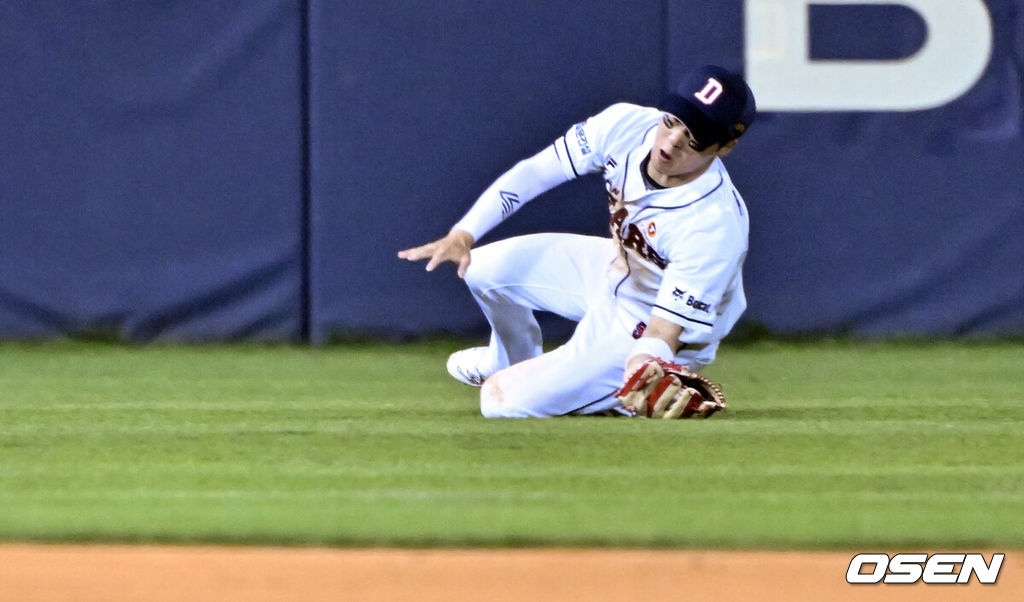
top-left (745, 0), bottom-right (993, 111)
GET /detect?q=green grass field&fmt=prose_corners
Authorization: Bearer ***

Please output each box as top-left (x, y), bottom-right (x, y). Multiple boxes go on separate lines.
top-left (1, 339), bottom-right (1021, 550)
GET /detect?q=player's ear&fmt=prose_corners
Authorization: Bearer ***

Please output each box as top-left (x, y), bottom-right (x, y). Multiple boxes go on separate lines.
top-left (715, 138), bottom-right (740, 157)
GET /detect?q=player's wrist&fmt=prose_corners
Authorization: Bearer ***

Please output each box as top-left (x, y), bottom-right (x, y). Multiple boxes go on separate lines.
top-left (628, 337), bottom-right (675, 364)
top-left (448, 228), bottom-right (475, 247)
top-left (447, 224), bottom-right (481, 250)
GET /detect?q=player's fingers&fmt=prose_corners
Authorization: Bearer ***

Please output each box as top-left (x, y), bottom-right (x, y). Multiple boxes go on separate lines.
top-left (425, 246), bottom-right (458, 271)
top-left (397, 242), bottom-right (435, 262)
top-left (424, 253), bottom-right (443, 272)
top-left (663, 388), bottom-right (696, 419)
top-left (650, 377), bottom-right (681, 417)
top-left (616, 389), bottom-right (646, 416)
top-left (695, 400), bottom-right (724, 418)
top-left (456, 253), bottom-right (471, 279)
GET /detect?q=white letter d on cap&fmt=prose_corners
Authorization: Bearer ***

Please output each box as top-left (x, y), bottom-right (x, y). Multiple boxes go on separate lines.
top-left (744, 0), bottom-right (993, 111)
top-left (694, 78), bottom-right (724, 105)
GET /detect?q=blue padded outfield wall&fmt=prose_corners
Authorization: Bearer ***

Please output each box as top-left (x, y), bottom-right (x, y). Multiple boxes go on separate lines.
top-left (0, 1), bottom-right (1021, 342)
top-left (0, 1), bottom-right (305, 341)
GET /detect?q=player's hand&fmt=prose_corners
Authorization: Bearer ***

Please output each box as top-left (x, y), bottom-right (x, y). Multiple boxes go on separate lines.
top-left (397, 229), bottom-right (475, 278)
top-left (624, 353), bottom-right (654, 378)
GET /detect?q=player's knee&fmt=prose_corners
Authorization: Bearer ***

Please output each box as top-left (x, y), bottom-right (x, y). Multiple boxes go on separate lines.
top-left (479, 378), bottom-right (505, 417)
top-left (461, 260), bottom-right (486, 292)
top-left (480, 374), bottom-right (530, 418)
top-left (462, 245), bottom-right (502, 292)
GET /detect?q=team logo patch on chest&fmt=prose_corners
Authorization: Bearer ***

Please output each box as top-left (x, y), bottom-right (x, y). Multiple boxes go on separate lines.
top-left (610, 208), bottom-right (667, 269)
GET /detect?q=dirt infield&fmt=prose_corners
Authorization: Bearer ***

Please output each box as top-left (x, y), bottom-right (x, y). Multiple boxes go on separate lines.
top-left (0, 545), bottom-right (1017, 601)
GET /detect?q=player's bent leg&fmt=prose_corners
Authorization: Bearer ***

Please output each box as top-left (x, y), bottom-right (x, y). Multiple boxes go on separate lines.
top-left (478, 294), bottom-right (635, 418)
top-left (462, 234), bottom-right (615, 375)
top-left (465, 234), bottom-right (612, 321)
top-left (479, 348), bottom-right (625, 418)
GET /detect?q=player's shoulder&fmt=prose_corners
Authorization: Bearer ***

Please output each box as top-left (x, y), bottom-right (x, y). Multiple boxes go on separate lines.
top-left (698, 163), bottom-right (748, 228)
top-left (655, 162), bottom-right (749, 240)
top-left (582, 103), bottom-right (660, 154)
top-left (592, 102), bottom-right (661, 130)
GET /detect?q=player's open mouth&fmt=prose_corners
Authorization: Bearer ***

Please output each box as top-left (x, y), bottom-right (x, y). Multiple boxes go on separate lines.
top-left (658, 149), bottom-right (673, 161)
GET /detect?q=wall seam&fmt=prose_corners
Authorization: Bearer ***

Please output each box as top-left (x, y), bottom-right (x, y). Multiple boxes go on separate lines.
top-left (299, 0), bottom-right (313, 343)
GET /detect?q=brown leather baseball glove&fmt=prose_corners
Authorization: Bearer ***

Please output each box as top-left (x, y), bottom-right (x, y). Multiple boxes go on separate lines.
top-left (615, 358), bottom-right (727, 419)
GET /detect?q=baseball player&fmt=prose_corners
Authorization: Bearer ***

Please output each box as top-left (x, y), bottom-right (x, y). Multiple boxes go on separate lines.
top-left (398, 65), bottom-right (756, 418)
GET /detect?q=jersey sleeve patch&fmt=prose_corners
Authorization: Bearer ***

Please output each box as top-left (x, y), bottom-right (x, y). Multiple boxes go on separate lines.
top-left (558, 116), bottom-right (607, 177)
top-left (652, 286), bottom-right (717, 332)
top-left (574, 123), bottom-right (592, 156)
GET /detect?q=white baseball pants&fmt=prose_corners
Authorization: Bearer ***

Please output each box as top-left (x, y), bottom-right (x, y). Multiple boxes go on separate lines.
top-left (463, 233), bottom-right (641, 417)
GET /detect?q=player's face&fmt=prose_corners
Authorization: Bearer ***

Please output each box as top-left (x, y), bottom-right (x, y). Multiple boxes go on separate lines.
top-left (649, 114), bottom-right (734, 183)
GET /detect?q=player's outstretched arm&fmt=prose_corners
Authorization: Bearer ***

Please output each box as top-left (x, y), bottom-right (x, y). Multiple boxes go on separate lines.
top-left (615, 316), bottom-right (726, 419)
top-left (397, 228), bottom-right (475, 278)
top-left (623, 316), bottom-right (683, 375)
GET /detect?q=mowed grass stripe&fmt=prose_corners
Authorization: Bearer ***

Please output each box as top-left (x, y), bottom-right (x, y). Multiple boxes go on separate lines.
top-left (0, 340), bottom-right (1021, 548)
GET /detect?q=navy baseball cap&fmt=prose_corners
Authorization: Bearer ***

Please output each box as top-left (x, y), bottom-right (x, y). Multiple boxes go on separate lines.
top-left (661, 65), bottom-right (757, 150)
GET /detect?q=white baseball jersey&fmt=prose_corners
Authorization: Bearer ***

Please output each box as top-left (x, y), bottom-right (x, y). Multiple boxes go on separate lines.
top-left (452, 103), bottom-right (750, 416)
top-left (555, 103), bottom-right (749, 361)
